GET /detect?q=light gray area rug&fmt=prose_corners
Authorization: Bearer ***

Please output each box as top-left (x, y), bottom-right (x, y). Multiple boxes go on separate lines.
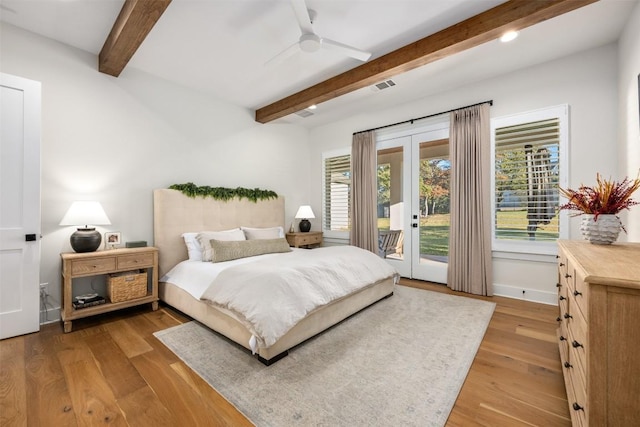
top-left (154, 285), bottom-right (495, 427)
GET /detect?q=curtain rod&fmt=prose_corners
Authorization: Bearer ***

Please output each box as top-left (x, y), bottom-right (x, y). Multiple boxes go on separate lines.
top-left (352, 100), bottom-right (493, 136)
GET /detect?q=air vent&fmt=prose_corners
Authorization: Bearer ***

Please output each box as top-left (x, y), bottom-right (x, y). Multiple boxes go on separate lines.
top-left (295, 109), bottom-right (314, 118)
top-left (371, 79), bottom-right (396, 92)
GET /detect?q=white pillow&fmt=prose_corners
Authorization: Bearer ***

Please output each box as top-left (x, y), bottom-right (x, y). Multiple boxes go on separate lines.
top-left (241, 226), bottom-right (284, 240)
top-left (182, 232), bottom-right (203, 261)
top-left (197, 228), bottom-right (246, 262)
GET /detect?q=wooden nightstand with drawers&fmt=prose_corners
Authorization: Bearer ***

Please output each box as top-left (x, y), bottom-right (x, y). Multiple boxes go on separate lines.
top-left (285, 232), bottom-right (323, 248)
top-left (60, 247), bottom-right (159, 333)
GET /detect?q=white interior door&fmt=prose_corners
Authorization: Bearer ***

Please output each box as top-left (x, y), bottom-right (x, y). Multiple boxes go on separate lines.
top-left (377, 119), bottom-right (450, 283)
top-left (0, 73), bottom-right (42, 339)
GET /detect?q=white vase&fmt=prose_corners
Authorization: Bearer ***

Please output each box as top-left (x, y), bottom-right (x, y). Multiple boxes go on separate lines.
top-left (580, 214), bottom-right (621, 245)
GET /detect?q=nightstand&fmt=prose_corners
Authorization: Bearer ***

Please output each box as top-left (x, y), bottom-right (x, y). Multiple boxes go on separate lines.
top-left (286, 231), bottom-right (323, 248)
top-left (60, 247), bottom-right (159, 333)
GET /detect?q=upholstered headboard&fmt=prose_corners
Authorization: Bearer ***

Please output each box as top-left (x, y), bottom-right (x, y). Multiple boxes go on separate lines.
top-left (153, 189), bottom-right (285, 277)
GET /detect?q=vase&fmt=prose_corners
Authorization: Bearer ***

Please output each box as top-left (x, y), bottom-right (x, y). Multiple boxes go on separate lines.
top-left (580, 214), bottom-right (621, 245)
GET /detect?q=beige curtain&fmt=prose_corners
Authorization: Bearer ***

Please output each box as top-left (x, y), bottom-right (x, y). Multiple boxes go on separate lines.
top-left (447, 104), bottom-right (493, 296)
top-left (350, 131), bottom-right (378, 253)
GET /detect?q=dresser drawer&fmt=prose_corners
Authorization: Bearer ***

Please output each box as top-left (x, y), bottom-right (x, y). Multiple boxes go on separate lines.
top-left (300, 234), bottom-right (321, 245)
top-left (562, 359), bottom-right (584, 427)
top-left (117, 253), bottom-right (154, 270)
top-left (70, 257), bottom-right (116, 275)
top-left (572, 270), bottom-right (589, 321)
top-left (570, 361), bottom-right (588, 427)
top-left (568, 315), bottom-right (587, 378)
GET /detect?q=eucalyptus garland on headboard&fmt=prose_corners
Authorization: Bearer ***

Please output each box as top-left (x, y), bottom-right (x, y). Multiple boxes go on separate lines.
top-left (169, 183), bottom-right (278, 202)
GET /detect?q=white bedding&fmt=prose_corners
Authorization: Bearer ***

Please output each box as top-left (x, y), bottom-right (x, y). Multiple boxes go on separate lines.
top-left (200, 245), bottom-right (399, 350)
top-left (161, 249), bottom-right (302, 300)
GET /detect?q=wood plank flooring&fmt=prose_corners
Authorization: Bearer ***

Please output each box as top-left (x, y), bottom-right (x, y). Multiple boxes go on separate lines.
top-left (0, 279), bottom-right (569, 426)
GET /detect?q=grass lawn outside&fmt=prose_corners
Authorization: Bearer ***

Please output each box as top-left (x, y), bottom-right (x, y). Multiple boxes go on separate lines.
top-left (378, 210), bottom-right (559, 257)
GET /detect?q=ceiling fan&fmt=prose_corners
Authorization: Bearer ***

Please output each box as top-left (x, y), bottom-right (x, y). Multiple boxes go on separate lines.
top-left (266, 0), bottom-right (372, 65)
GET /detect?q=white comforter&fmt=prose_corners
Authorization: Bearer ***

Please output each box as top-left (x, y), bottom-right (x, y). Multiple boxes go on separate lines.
top-left (199, 245), bottom-right (398, 350)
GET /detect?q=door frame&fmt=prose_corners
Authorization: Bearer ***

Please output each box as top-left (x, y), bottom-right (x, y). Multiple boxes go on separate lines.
top-left (376, 116), bottom-right (450, 282)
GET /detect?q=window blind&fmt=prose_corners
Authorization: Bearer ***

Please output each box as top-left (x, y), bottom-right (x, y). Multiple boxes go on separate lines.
top-left (323, 154), bottom-right (351, 232)
top-left (494, 118), bottom-right (560, 241)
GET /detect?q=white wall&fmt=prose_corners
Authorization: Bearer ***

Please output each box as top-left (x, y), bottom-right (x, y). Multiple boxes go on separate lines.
top-left (0, 23), bottom-right (311, 319)
top-left (310, 43), bottom-right (621, 304)
top-left (618, 2), bottom-right (640, 241)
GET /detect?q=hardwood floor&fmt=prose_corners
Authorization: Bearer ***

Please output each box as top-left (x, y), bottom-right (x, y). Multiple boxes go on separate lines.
top-left (0, 279), bottom-right (569, 426)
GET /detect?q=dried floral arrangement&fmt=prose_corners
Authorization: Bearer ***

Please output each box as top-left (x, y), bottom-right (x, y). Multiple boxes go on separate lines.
top-left (559, 173), bottom-right (640, 222)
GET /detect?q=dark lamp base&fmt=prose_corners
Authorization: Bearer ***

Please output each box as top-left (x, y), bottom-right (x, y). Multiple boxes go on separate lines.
top-left (70, 228), bottom-right (102, 252)
top-left (299, 219), bottom-right (311, 233)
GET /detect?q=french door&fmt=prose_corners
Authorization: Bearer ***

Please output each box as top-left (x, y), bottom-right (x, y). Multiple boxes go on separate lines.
top-left (376, 120), bottom-right (450, 283)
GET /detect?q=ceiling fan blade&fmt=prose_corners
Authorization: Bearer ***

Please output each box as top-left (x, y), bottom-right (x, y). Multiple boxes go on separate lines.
top-left (290, 0), bottom-right (314, 34)
top-left (264, 41), bottom-right (300, 67)
top-left (321, 38), bottom-right (372, 62)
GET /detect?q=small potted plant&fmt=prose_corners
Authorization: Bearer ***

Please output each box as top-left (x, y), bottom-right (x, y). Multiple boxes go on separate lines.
top-left (560, 173), bottom-right (640, 244)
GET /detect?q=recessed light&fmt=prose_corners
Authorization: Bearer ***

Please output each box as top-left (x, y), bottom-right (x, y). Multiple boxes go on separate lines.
top-left (500, 31), bottom-right (518, 43)
top-left (308, 105), bottom-right (317, 110)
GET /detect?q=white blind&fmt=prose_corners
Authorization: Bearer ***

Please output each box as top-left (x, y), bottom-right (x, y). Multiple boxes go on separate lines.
top-left (323, 154), bottom-right (351, 232)
top-left (494, 118), bottom-right (560, 241)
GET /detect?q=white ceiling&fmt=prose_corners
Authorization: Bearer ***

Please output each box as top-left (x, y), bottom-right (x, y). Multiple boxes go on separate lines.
top-left (0, 0), bottom-right (636, 128)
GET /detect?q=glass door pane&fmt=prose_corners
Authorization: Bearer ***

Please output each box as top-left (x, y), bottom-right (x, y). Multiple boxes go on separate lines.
top-left (376, 137), bottom-right (412, 278)
top-left (377, 146), bottom-right (404, 261)
top-left (419, 140), bottom-right (450, 264)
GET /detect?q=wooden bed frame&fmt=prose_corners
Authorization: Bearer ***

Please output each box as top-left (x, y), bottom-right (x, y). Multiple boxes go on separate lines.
top-left (153, 189), bottom-right (395, 364)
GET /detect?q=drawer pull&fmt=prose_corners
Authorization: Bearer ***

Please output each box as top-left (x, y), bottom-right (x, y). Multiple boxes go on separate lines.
top-left (560, 335), bottom-right (567, 341)
top-left (573, 290), bottom-right (582, 297)
top-left (564, 361), bottom-right (573, 369)
top-left (572, 340), bottom-right (584, 348)
top-left (555, 255), bottom-right (559, 259)
top-left (556, 282), bottom-right (562, 288)
top-left (556, 316), bottom-right (562, 322)
top-left (572, 403), bottom-right (584, 412)
top-left (559, 262), bottom-right (565, 266)
top-left (564, 313), bottom-right (572, 319)
top-left (559, 295), bottom-right (566, 301)
top-left (565, 273), bottom-right (572, 279)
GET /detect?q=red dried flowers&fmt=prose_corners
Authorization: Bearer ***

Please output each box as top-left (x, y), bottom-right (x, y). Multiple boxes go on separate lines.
top-left (559, 173), bottom-right (640, 222)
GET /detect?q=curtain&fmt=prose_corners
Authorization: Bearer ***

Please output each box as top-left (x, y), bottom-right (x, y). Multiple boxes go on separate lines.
top-left (447, 104), bottom-right (493, 296)
top-left (350, 131), bottom-right (378, 253)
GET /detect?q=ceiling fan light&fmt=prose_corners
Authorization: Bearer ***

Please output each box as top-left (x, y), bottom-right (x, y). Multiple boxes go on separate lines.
top-left (299, 33), bottom-right (321, 52)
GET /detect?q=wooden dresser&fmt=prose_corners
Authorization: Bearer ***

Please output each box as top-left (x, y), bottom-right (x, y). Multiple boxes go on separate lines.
top-left (556, 240), bottom-right (640, 426)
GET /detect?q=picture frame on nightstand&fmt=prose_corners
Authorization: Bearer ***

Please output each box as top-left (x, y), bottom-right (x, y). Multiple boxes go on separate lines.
top-left (105, 231), bottom-right (121, 249)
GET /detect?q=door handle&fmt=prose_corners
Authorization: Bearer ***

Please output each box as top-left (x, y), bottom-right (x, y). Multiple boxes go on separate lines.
top-left (25, 234), bottom-right (37, 241)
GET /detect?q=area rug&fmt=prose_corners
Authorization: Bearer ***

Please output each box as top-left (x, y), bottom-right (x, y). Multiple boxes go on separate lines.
top-left (154, 285), bottom-right (495, 426)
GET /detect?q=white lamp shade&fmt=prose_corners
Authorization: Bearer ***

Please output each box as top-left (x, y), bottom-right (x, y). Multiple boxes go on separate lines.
top-left (59, 201), bottom-right (111, 226)
top-left (295, 205), bottom-right (315, 219)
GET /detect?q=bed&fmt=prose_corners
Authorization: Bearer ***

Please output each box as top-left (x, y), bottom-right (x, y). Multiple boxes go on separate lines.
top-left (153, 188), bottom-right (397, 364)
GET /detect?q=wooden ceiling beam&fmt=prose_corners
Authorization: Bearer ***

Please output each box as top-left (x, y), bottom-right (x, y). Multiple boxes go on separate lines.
top-left (99, 0), bottom-right (172, 77)
top-left (255, 0), bottom-right (597, 124)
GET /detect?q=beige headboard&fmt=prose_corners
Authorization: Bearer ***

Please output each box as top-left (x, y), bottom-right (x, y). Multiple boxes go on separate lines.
top-left (153, 189), bottom-right (285, 277)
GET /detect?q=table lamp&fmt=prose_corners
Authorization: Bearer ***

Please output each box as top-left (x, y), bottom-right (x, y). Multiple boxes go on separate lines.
top-left (295, 205), bottom-right (315, 232)
top-left (60, 201), bottom-right (111, 252)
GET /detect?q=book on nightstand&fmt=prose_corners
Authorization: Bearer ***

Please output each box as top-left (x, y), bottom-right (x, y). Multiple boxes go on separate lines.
top-left (72, 294), bottom-right (106, 309)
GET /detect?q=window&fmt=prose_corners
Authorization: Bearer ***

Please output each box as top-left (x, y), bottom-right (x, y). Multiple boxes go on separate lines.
top-left (322, 151), bottom-right (351, 235)
top-left (491, 105), bottom-right (568, 255)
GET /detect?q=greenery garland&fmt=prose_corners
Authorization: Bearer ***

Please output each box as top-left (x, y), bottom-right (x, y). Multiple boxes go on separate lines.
top-left (169, 183), bottom-right (278, 202)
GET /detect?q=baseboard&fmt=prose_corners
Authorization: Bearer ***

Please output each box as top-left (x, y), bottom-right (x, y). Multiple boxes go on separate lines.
top-left (493, 283), bottom-right (558, 306)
